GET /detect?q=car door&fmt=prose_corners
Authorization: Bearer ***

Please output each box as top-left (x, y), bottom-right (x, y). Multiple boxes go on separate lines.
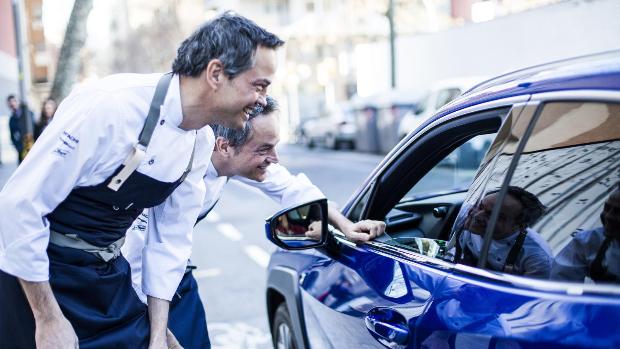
top-left (297, 104), bottom-right (515, 348)
top-left (412, 96), bottom-right (620, 348)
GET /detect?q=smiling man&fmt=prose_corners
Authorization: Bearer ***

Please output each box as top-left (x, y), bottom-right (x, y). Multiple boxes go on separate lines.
top-left (123, 96), bottom-right (386, 349)
top-left (0, 12), bottom-right (283, 349)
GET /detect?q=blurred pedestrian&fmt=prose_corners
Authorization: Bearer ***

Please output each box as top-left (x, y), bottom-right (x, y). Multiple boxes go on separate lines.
top-left (6, 94), bottom-right (35, 163)
top-left (0, 12), bottom-right (283, 349)
top-left (34, 98), bottom-right (57, 141)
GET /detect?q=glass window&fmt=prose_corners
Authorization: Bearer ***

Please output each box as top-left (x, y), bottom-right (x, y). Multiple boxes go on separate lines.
top-left (449, 102), bottom-right (620, 283)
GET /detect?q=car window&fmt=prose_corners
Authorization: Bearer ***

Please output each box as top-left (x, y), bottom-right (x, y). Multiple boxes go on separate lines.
top-left (371, 108), bottom-right (509, 258)
top-left (449, 101), bottom-right (620, 283)
top-left (435, 88), bottom-right (462, 110)
top-left (402, 133), bottom-right (495, 201)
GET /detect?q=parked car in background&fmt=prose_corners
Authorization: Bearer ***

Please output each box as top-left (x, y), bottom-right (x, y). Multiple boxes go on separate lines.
top-left (397, 77), bottom-right (486, 140)
top-left (300, 103), bottom-right (357, 150)
top-left (352, 89), bottom-right (419, 154)
top-left (265, 51), bottom-right (620, 349)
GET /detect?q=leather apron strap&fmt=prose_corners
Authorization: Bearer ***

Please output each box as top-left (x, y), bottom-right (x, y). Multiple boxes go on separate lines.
top-left (108, 72), bottom-right (174, 191)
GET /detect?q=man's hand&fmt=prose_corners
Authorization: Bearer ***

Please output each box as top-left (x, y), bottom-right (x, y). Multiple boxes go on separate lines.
top-left (18, 279), bottom-right (78, 349)
top-left (327, 205), bottom-right (385, 243)
top-left (166, 328), bottom-right (183, 349)
top-left (306, 221), bottom-right (323, 240)
top-left (35, 316), bottom-right (79, 349)
top-left (341, 219), bottom-right (386, 243)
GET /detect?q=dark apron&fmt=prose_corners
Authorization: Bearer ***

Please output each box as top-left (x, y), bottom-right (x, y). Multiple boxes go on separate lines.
top-left (169, 272), bottom-right (211, 349)
top-left (0, 73), bottom-right (195, 349)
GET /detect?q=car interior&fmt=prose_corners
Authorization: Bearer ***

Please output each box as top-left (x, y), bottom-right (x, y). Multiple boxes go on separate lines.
top-left (356, 107), bottom-right (512, 258)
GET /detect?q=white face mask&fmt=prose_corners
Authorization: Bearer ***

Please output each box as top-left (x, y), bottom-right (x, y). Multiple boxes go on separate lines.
top-left (604, 241), bottom-right (620, 277)
top-left (468, 232), bottom-right (484, 259)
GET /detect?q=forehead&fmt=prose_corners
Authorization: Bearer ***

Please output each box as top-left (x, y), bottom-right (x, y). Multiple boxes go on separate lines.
top-left (247, 114), bottom-right (279, 144)
top-left (241, 46), bottom-right (277, 80)
top-left (481, 193), bottom-right (522, 213)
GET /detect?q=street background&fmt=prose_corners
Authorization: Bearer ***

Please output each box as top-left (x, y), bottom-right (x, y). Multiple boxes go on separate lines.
top-left (1, 1), bottom-right (620, 348)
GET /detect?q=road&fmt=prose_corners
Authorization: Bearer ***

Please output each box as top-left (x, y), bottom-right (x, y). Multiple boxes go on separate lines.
top-left (192, 144), bottom-right (383, 349)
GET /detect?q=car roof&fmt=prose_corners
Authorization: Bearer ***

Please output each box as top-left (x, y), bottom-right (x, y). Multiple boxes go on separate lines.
top-left (430, 50), bottom-right (620, 123)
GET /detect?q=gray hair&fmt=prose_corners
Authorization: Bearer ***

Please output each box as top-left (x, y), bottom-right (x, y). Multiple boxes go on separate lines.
top-left (211, 96), bottom-right (279, 150)
top-left (172, 12), bottom-right (284, 78)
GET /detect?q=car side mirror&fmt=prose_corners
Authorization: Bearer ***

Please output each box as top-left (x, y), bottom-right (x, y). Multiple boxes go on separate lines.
top-left (265, 199), bottom-right (329, 250)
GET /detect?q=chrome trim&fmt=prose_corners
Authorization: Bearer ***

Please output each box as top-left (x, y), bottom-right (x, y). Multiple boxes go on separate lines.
top-left (531, 89), bottom-right (620, 102)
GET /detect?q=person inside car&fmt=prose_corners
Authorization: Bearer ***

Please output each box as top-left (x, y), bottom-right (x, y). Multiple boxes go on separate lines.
top-left (551, 182), bottom-right (620, 283)
top-left (452, 186), bottom-right (553, 278)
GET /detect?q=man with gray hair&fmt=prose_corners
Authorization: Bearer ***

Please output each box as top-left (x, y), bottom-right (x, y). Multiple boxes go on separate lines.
top-left (123, 96), bottom-right (385, 349)
top-left (0, 12), bottom-right (283, 348)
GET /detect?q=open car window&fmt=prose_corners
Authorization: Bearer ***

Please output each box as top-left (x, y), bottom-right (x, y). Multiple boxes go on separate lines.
top-left (364, 108), bottom-right (513, 258)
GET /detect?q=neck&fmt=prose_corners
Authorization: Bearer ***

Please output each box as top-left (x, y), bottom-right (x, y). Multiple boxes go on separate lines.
top-left (211, 153), bottom-right (232, 177)
top-left (178, 75), bottom-right (217, 130)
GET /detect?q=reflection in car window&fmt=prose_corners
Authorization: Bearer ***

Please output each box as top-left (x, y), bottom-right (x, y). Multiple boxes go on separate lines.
top-left (450, 101), bottom-right (620, 283)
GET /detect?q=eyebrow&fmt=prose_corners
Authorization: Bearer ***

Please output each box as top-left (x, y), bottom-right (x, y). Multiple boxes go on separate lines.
top-left (253, 79), bottom-right (271, 86)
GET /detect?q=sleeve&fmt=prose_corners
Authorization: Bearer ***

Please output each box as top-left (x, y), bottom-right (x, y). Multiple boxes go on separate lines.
top-left (141, 131), bottom-right (210, 301)
top-left (0, 88), bottom-right (128, 281)
top-left (550, 231), bottom-right (593, 282)
top-left (233, 163), bottom-right (325, 209)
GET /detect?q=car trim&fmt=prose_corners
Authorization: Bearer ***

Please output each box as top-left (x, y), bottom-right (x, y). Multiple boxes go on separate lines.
top-left (531, 89), bottom-right (620, 102)
top-left (365, 240), bottom-right (620, 297)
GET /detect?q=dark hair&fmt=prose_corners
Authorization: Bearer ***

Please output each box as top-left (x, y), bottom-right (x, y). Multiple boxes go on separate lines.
top-left (172, 12), bottom-right (284, 78)
top-left (506, 186), bottom-right (547, 227)
top-left (6, 94), bottom-right (16, 102)
top-left (211, 96), bottom-right (279, 149)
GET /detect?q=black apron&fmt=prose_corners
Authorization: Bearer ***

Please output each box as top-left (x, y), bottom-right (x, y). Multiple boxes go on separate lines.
top-left (0, 73), bottom-right (195, 349)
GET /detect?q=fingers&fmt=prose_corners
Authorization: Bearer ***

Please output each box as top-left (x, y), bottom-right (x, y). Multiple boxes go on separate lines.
top-left (345, 220), bottom-right (386, 242)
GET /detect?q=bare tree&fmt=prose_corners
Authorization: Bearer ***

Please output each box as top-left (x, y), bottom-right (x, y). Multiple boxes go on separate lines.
top-left (49, 0), bottom-right (94, 103)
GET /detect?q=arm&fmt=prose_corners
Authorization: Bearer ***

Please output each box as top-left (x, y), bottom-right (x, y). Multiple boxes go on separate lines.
top-left (0, 89), bottom-right (133, 346)
top-left (328, 205), bottom-right (385, 243)
top-left (147, 296), bottom-right (170, 348)
top-left (141, 129), bottom-right (211, 340)
top-left (19, 280), bottom-right (78, 348)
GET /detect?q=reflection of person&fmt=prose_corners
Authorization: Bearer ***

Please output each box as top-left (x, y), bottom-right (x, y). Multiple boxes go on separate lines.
top-left (275, 213), bottom-right (309, 236)
top-left (6, 94), bottom-right (35, 163)
top-left (123, 96), bottom-right (386, 349)
top-left (453, 186), bottom-right (553, 278)
top-left (34, 98), bottom-right (57, 140)
top-left (0, 13), bottom-right (281, 349)
top-left (551, 183), bottom-right (620, 283)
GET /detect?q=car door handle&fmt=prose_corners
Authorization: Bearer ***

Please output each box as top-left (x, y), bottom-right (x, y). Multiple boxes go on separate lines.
top-left (364, 307), bottom-right (409, 345)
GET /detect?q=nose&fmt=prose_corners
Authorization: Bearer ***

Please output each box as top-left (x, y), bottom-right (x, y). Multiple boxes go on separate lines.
top-left (256, 94), bottom-right (267, 107)
top-left (267, 148), bottom-right (279, 164)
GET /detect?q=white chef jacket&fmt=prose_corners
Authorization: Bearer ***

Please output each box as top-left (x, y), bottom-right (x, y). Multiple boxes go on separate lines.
top-left (123, 160), bottom-right (325, 302)
top-left (458, 228), bottom-right (554, 278)
top-left (0, 73), bottom-right (213, 302)
top-left (551, 227), bottom-right (620, 282)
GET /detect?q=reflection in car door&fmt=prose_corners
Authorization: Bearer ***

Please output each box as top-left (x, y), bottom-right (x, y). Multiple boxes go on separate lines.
top-left (298, 242), bottom-right (450, 349)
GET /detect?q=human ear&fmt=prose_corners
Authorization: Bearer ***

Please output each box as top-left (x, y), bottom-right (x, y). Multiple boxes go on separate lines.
top-left (204, 59), bottom-right (224, 89)
top-left (215, 137), bottom-right (232, 157)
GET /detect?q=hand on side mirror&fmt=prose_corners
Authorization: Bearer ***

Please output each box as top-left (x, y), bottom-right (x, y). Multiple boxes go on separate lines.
top-left (265, 199), bottom-right (328, 250)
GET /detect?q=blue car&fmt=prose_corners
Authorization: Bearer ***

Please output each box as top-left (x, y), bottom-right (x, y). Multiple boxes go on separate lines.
top-left (264, 51), bottom-right (620, 349)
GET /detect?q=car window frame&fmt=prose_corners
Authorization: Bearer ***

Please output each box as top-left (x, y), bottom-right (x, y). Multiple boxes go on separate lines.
top-left (450, 91), bottom-right (620, 296)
